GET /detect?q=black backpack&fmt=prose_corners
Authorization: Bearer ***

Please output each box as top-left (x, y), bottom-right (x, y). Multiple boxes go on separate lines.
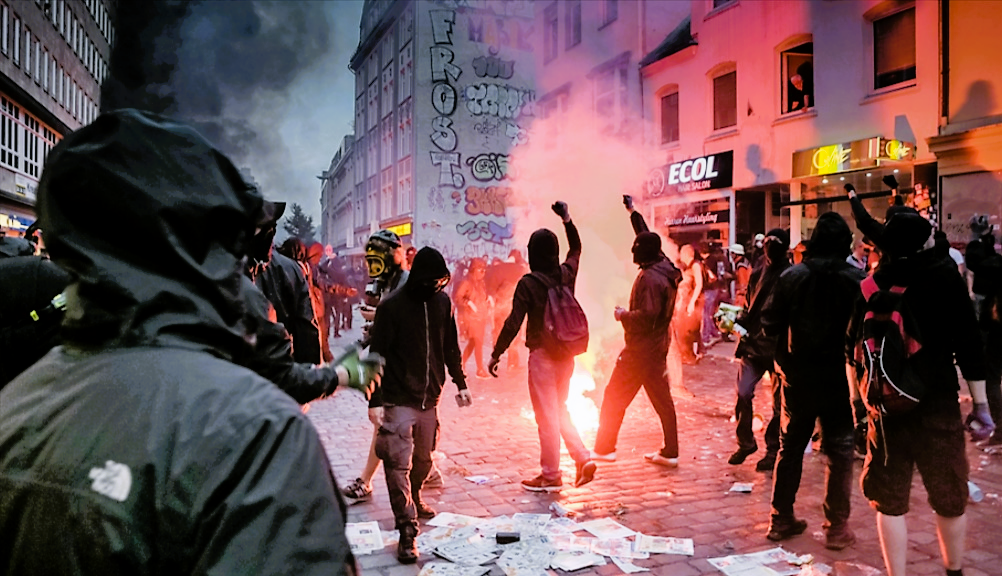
top-left (530, 272), bottom-right (589, 357)
top-left (859, 275), bottom-right (925, 415)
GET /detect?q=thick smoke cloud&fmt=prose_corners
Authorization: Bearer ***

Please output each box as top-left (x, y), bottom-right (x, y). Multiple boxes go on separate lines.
top-left (101, 0), bottom-right (334, 200)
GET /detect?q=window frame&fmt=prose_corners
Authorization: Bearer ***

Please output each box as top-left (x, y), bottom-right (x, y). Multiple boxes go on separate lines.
top-left (601, 0), bottom-right (618, 27)
top-left (660, 90), bottom-right (679, 145)
top-left (565, 0), bottom-right (581, 50)
top-left (779, 41), bottom-right (814, 115)
top-left (871, 5), bottom-right (916, 91)
top-left (543, 2), bottom-right (558, 64)
top-left (711, 69), bottom-right (737, 132)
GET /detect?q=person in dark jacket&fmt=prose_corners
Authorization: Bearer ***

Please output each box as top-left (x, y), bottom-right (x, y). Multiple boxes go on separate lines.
top-left (0, 110), bottom-right (357, 575)
top-left (760, 212), bottom-right (865, 549)
top-left (247, 205), bottom-right (322, 364)
top-left (489, 201), bottom-right (597, 492)
top-left (368, 246), bottom-right (471, 564)
top-left (729, 228), bottom-right (790, 471)
top-left (965, 215), bottom-right (1002, 446)
top-left (847, 211), bottom-right (992, 576)
top-left (592, 195), bottom-right (681, 467)
top-left (485, 250), bottom-right (528, 370)
top-left (0, 251), bottom-right (71, 389)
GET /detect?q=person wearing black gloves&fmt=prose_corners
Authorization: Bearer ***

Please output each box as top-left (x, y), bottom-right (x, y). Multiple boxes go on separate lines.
top-left (729, 228), bottom-right (790, 472)
top-left (760, 212), bottom-right (865, 549)
top-left (368, 247), bottom-right (471, 564)
top-left (847, 211), bottom-right (992, 576)
top-left (844, 179), bottom-right (914, 255)
top-left (592, 195), bottom-right (681, 468)
top-left (965, 214), bottom-right (1002, 446)
top-left (488, 201), bottom-right (597, 492)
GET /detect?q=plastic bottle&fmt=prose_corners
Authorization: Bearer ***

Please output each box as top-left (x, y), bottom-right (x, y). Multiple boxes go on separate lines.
top-left (968, 480), bottom-right (984, 503)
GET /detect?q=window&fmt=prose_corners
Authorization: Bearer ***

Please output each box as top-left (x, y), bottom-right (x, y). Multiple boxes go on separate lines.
top-left (712, 70), bottom-right (737, 130)
top-left (660, 92), bottom-right (679, 144)
top-left (33, 38), bottom-right (40, 82)
top-left (1, 96), bottom-right (21, 170)
top-left (23, 27), bottom-right (29, 74)
top-left (380, 168), bottom-right (394, 219)
top-left (42, 49), bottom-right (48, 90)
top-left (565, 0), bottom-right (581, 49)
top-left (366, 83), bottom-right (378, 130)
top-left (713, 0), bottom-right (736, 8)
top-left (873, 7), bottom-right (916, 90)
top-left (398, 41), bottom-right (412, 104)
top-left (601, 0), bottom-right (618, 26)
top-left (396, 157), bottom-right (412, 214)
top-left (50, 57), bottom-right (57, 99)
top-left (1, 4), bottom-right (7, 55)
top-left (380, 115), bottom-right (393, 168)
top-left (781, 42), bottom-right (813, 113)
top-left (367, 177), bottom-right (378, 224)
top-left (397, 100), bottom-right (412, 159)
top-left (543, 3), bottom-right (557, 63)
top-left (381, 66), bottom-right (394, 118)
top-left (594, 63), bottom-right (629, 134)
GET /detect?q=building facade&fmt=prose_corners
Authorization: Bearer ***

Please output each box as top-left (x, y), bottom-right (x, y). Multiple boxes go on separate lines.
top-left (320, 134), bottom-right (355, 254)
top-left (641, 0), bottom-right (942, 248)
top-left (0, 0), bottom-right (113, 236)
top-left (348, 0), bottom-right (536, 263)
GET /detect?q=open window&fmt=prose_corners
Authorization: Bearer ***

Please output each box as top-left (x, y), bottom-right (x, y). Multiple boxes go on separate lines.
top-left (782, 42), bottom-right (813, 113)
top-left (873, 7), bottom-right (916, 90)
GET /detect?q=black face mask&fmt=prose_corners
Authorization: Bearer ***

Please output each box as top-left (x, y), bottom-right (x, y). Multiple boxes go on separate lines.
top-left (247, 226), bottom-right (277, 262)
top-left (765, 239), bottom-right (787, 264)
top-left (409, 275), bottom-right (450, 301)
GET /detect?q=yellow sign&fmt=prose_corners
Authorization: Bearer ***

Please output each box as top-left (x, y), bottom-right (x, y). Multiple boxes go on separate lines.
top-left (883, 139), bottom-right (911, 160)
top-left (811, 144), bottom-right (851, 175)
top-left (386, 222), bottom-right (412, 237)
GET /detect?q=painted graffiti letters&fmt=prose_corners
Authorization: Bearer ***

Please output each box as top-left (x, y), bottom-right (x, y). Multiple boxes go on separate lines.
top-left (456, 219), bottom-right (514, 245)
top-left (461, 185), bottom-right (511, 216)
top-left (464, 83), bottom-right (534, 119)
top-left (431, 82), bottom-right (457, 115)
top-left (428, 10), bottom-right (461, 159)
top-left (430, 10), bottom-right (456, 44)
top-left (430, 151), bottom-right (466, 188)
top-left (466, 154), bottom-right (513, 181)
top-left (431, 117), bottom-right (458, 151)
top-left (505, 122), bottom-right (528, 146)
top-left (472, 48), bottom-right (514, 79)
top-left (430, 46), bottom-right (462, 82)
top-left (466, 14), bottom-right (533, 52)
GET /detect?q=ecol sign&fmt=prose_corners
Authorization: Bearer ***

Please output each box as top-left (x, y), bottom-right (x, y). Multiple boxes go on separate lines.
top-left (646, 151), bottom-right (734, 197)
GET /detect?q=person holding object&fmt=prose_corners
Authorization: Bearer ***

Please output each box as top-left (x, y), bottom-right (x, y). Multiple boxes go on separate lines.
top-left (591, 195), bottom-right (681, 467)
top-left (0, 110), bottom-right (357, 574)
top-left (368, 246), bottom-right (471, 564)
top-left (847, 211), bottom-right (993, 576)
top-left (844, 181), bottom-right (913, 257)
top-left (488, 201), bottom-right (597, 492)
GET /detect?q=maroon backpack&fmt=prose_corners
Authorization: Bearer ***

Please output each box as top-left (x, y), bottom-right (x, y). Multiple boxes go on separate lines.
top-left (530, 272), bottom-right (589, 357)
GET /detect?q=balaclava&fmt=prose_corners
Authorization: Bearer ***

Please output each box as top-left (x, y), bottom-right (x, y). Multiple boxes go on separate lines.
top-left (527, 228), bottom-right (560, 272)
top-left (405, 247), bottom-right (451, 301)
top-left (882, 212), bottom-right (932, 260)
top-left (807, 212), bottom-right (852, 260)
top-left (632, 231), bottom-right (662, 266)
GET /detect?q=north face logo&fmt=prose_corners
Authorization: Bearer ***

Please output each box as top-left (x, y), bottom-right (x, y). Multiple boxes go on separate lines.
top-left (88, 461), bottom-right (132, 502)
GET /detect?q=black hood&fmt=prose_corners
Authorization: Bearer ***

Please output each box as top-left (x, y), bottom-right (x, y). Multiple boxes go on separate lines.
top-left (0, 236), bottom-right (35, 258)
top-left (528, 228), bottom-right (560, 272)
top-left (38, 109), bottom-right (263, 357)
top-left (405, 247), bottom-right (451, 301)
top-left (807, 212), bottom-right (852, 260)
top-left (633, 232), bottom-right (662, 266)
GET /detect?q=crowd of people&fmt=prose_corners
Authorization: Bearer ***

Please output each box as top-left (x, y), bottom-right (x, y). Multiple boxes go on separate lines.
top-left (1, 111), bottom-right (1000, 576)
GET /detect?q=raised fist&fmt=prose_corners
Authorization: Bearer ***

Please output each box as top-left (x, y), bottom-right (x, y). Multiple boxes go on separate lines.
top-left (551, 201), bottom-right (570, 222)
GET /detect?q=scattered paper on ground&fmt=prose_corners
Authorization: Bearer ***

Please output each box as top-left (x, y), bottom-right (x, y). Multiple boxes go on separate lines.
top-left (576, 517), bottom-right (635, 539)
top-left (635, 533), bottom-right (694, 556)
top-left (428, 512), bottom-right (485, 528)
top-left (728, 482), bottom-right (755, 493)
top-left (418, 562), bottom-right (492, 576)
top-left (611, 556), bottom-right (650, 573)
top-left (345, 521), bottom-right (384, 555)
top-left (465, 475), bottom-right (491, 484)
top-left (708, 547), bottom-right (806, 576)
top-left (550, 551), bottom-right (605, 571)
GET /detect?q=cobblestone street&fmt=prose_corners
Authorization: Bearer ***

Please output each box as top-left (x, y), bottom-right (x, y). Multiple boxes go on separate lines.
top-left (311, 327), bottom-right (1002, 576)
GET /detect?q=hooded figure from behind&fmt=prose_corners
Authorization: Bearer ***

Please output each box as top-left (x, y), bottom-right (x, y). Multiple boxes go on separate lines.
top-left (0, 110), bottom-right (356, 575)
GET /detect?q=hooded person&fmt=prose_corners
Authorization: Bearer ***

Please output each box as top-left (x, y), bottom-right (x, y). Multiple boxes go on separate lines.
top-left (760, 212), bottom-right (866, 549)
top-left (847, 211), bottom-right (992, 576)
top-left (0, 110), bottom-right (357, 574)
top-left (247, 201), bottom-right (322, 364)
top-left (592, 196), bottom-right (682, 468)
top-left (489, 201), bottom-right (597, 493)
top-left (367, 246), bottom-right (471, 564)
top-left (729, 227), bottom-right (791, 472)
top-left (844, 181), bottom-right (919, 257)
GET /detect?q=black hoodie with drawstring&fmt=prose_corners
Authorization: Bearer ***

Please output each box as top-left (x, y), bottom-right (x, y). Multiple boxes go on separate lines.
top-left (492, 220), bottom-right (581, 358)
top-left (369, 247), bottom-right (467, 410)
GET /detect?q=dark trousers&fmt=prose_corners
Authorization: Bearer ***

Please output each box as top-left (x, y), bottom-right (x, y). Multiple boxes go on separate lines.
top-left (735, 356), bottom-right (781, 454)
top-left (375, 405), bottom-right (438, 530)
top-left (594, 350), bottom-right (678, 458)
top-left (984, 328), bottom-right (1002, 439)
top-left (770, 369), bottom-right (855, 529)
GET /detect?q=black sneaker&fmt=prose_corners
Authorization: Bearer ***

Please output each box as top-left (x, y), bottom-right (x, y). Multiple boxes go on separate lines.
top-left (755, 453), bottom-right (777, 472)
top-left (397, 525), bottom-right (419, 564)
top-left (728, 446), bottom-right (757, 465)
top-left (766, 518), bottom-right (808, 542)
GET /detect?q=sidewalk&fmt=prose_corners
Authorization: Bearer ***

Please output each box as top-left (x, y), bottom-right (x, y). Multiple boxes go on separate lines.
top-left (310, 319), bottom-right (1002, 576)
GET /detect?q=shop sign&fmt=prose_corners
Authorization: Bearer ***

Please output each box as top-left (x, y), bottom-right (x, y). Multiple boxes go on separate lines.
top-left (646, 151), bottom-right (734, 197)
top-left (14, 174), bottom-right (38, 200)
top-left (0, 212), bottom-right (32, 230)
top-left (792, 137), bottom-right (914, 178)
top-left (663, 208), bottom-right (730, 228)
top-left (386, 222), bottom-right (412, 237)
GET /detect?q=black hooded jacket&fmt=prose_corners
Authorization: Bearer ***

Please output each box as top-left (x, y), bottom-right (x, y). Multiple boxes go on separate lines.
top-left (622, 211), bottom-right (681, 358)
top-left (735, 245), bottom-right (790, 363)
top-left (251, 249), bottom-right (322, 364)
top-left (0, 110), bottom-right (355, 575)
top-left (369, 247), bottom-right (467, 410)
top-left (492, 220), bottom-right (581, 357)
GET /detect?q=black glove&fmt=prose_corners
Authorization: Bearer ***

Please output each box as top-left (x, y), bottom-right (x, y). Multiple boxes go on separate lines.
top-left (843, 183), bottom-right (855, 194)
top-left (623, 195), bottom-right (634, 211)
top-left (882, 174), bottom-right (898, 191)
top-left (551, 201), bottom-right (570, 222)
top-left (488, 356), bottom-right (500, 378)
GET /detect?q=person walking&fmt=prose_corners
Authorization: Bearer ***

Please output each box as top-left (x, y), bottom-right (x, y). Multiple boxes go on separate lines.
top-left (729, 229), bottom-right (790, 471)
top-left (761, 212), bottom-right (865, 549)
top-left (965, 215), bottom-right (1002, 447)
top-left (488, 201), bottom-right (596, 492)
top-left (592, 195), bottom-right (681, 467)
top-left (455, 257), bottom-right (491, 378)
top-left (849, 211), bottom-right (993, 576)
top-left (368, 247), bottom-right (471, 564)
top-left (674, 244), bottom-right (704, 364)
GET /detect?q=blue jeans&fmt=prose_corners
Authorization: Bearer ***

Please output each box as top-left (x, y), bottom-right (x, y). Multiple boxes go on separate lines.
top-left (528, 348), bottom-right (589, 480)
top-left (734, 357), bottom-right (781, 454)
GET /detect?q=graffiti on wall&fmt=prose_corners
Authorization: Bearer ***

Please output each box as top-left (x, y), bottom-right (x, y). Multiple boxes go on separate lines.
top-left (466, 153), bottom-right (512, 181)
top-left (429, 10), bottom-right (462, 163)
top-left (451, 185), bottom-right (512, 216)
top-left (472, 48), bottom-right (515, 78)
top-left (456, 219), bottom-right (514, 244)
top-left (466, 15), bottom-right (533, 51)
top-left (464, 83), bottom-right (534, 119)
